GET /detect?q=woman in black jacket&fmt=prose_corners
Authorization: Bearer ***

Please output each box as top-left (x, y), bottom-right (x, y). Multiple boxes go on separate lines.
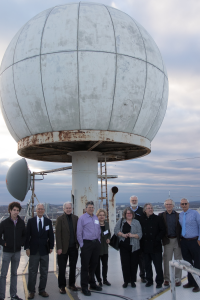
top-left (95, 209), bottom-right (111, 286)
top-left (140, 203), bottom-right (165, 289)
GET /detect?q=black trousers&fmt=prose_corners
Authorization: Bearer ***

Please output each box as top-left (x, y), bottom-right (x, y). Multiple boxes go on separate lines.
top-left (57, 246), bottom-right (78, 287)
top-left (144, 252), bottom-right (163, 285)
top-left (120, 243), bottom-right (139, 284)
top-left (81, 240), bottom-right (100, 289)
top-left (180, 238), bottom-right (200, 287)
top-left (138, 251), bottom-right (146, 279)
top-left (95, 254), bottom-right (108, 282)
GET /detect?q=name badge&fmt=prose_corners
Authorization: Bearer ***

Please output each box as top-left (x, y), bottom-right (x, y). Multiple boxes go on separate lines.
top-left (103, 230), bottom-right (108, 235)
top-left (95, 220), bottom-right (99, 224)
top-left (45, 225), bottom-right (49, 231)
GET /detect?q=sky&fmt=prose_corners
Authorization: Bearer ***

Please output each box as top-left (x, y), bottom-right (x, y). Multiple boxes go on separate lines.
top-left (0, 0), bottom-right (200, 206)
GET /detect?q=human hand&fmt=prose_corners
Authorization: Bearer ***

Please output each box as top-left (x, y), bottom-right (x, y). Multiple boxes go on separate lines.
top-left (4, 243), bottom-right (6, 246)
top-left (50, 249), bottom-right (53, 254)
top-left (106, 239), bottom-right (110, 244)
top-left (26, 249), bottom-right (30, 257)
top-left (57, 249), bottom-right (62, 255)
top-left (122, 233), bottom-right (128, 238)
top-left (197, 240), bottom-right (200, 246)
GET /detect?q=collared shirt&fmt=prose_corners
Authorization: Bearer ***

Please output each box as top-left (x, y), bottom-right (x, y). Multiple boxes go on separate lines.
top-left (77, 212), bottom-right (101, 247)
top-left (11, 217), bottom-right (18, 226)
top-left (166, 210), bottom-right (176, 236)
top-left (37, 216), bottom-right (44, 231)
top-left (130, 206), bottom-right (138, 212)
top-left (179, 209), bottom-right (200, 240)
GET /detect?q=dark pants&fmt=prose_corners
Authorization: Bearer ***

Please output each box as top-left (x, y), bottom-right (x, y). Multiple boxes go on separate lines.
top-left (81, 240), bottom-right (100, 289)
top-left (120, 243), bottom-right (139, 284)
top-left (95, 254), bottom-right (108, 282)
top-left (181, 238), bottom-right (200, 287)
top-left (138, 251), bottom-right (146, 279)
top-left (28, 251), bottom-right (49, 293)
top-left (144, 253), bottom-right (163, 285)
top-left (57, 246), bottom-right (78, 287)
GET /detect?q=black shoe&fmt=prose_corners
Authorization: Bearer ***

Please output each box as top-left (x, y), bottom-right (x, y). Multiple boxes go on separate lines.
top-left (183, 283), bottom-right (195, 288)
top-left (90, 284), bottom-right (102, 291)
top-left (145, 282), bottom-right (153, 287)
top-left (68, 285), bottom-right (78, 291)
top-left (59, 287), bottom-right (66, 294)
top-left (156, 284), bottom-right (162, 289)
top-left (122, 282), bottom-right (128, 288)
top-left (82, 289), bottom-right (91, 296)
top-left (103, 280), bottom-right (111, 286)
top-left (98, 282), bottom-right (103, 287)
top-left (131, 282), bottom-right (136, 288)
top-left (192, 287), bottom-right (200, 293)
top-left (141, 278), bottom-right (147, 283)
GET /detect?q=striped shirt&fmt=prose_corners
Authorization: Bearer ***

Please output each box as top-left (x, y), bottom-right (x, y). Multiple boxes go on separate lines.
top-left (179, 209), bottom-right (200, 240)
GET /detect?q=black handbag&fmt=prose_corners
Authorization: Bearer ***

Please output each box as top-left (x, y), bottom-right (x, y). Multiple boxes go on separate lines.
top-left (109, 218), bottom-right (123, 251)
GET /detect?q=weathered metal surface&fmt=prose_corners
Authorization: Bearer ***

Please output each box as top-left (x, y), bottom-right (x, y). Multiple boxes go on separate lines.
top-left (0, 2), bottom-right (168, 150)
top-left (71, 151), bottom-right (99, 216)
top-left (14, 57), bottom-right (52, 134)
top-left (109, 186), bottom-right (118, 235)
top-left (17, 130), bottom-right (151, 162)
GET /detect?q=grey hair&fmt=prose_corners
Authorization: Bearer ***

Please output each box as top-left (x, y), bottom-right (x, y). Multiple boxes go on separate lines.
top-left (130, 195), bottom-right (138, 201)
top-left (180, 198), bottom-right (189, 203)
top-left (36, 203), bottom-right (45, 210)
top-left (164, 199), bottom-right (175, 206)
top-left (122, 207), bottom-right (135, 219)
top-left (63, 202), bottom-right (73, 210)
top-left (86, 201), bottom-right (94, 208)
top-left (143, 203), bottom-right (153, 212)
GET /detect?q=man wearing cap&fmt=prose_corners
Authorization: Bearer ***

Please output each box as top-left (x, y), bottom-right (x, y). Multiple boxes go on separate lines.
top-left (77, 201), bottom-right (102, 296)
top-left (179, 198), bottom-right (200, 293)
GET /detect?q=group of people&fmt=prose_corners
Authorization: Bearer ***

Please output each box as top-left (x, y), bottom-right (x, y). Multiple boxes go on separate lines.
top-left (0, 196), bottom-right (200, 300)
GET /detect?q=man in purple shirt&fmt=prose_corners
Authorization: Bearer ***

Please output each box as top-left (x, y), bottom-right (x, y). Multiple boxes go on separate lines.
top-left (77, 201), bottom-right (102, 296)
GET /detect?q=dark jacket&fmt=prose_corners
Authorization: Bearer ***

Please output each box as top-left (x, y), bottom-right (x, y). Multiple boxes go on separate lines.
top-left (158, 211), bottom-right (181, 247)
top-left (25, 216), bottom-right (54, 256)
top-left (56, 213), bottom-right (79, 254)
top-left (133, 206), bottom-right (144, 217)
top-left (140, 213), bottom-right (165, 253)
top-left (99, 222), bottom-right (111, 256)
top-left (0, 216), bottom-right (26, 253)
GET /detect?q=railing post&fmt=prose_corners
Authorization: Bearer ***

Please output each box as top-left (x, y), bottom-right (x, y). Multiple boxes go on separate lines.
top-left (170, 262), bottom-right (176, 300)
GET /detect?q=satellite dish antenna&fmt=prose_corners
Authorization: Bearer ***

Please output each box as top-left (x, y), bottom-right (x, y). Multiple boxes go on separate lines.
top-left (6, 158), bottom-right (31, 201)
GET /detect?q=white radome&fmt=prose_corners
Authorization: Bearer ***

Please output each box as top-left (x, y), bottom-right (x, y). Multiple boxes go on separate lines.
top-left (0, 2), bottom-right (168, 162)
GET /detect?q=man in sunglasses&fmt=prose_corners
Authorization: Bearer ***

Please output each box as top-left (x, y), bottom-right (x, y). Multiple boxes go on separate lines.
top-left (179, 198), bottom-right (200, 293)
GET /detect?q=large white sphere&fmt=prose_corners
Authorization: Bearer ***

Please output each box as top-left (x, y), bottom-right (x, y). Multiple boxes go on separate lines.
top-left (0, 2), bottom-right (168, 162)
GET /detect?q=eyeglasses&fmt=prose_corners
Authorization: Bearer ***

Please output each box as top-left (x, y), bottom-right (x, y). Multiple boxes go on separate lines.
top-left (181, 203), bottom-right (188, 205)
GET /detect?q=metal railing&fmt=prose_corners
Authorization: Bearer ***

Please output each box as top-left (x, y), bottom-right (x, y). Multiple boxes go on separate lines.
top-left (169, 260), bottom-right (200, 300)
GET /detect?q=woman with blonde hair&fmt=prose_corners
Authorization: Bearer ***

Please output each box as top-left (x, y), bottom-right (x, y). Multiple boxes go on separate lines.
top-left (95, 209), bottom-right (111, 286)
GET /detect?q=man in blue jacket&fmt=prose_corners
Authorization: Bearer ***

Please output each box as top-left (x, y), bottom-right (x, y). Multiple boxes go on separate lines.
top-left (0, 201), bottom-right (26, 300)
top-left (25, 203), bottom-right (54, 299)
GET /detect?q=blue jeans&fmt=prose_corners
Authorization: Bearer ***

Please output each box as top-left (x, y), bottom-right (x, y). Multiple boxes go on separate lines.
top-left (0, 251), bottom-right (21, 299)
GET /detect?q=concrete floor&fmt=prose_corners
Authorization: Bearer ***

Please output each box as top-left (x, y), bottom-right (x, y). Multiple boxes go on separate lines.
top-left (0, 246), bottom-right (199, 300)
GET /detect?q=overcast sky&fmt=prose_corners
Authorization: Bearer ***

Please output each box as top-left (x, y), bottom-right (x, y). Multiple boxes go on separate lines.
top-left (0, 0), bottom-right (200, 206)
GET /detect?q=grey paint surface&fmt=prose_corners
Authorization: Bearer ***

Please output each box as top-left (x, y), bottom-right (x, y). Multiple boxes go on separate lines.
top-left (0, 2), bottom-right (168, 145)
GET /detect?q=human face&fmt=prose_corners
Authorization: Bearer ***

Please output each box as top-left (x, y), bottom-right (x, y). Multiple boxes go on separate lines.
top-left (164, 200), bottom-right (174, 213)
top-left (36, 205), bottom-right (45, 218)
top-left (130, 197), bottom-right (138, 207)
top-left (64, 203), bottom-right (72, 215)
top-left (98, 212), bottom-right (106, 223)
top-left (145, 205), bottom-right (153, 217)
top-left (126, 210), bottom-right (133, 221)
top-left (180, 199), bottom-right (189, 212)
top-left (10, 207), bottom-right (20, 220)
top-left (86, 205), bottom-right (94, 216)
